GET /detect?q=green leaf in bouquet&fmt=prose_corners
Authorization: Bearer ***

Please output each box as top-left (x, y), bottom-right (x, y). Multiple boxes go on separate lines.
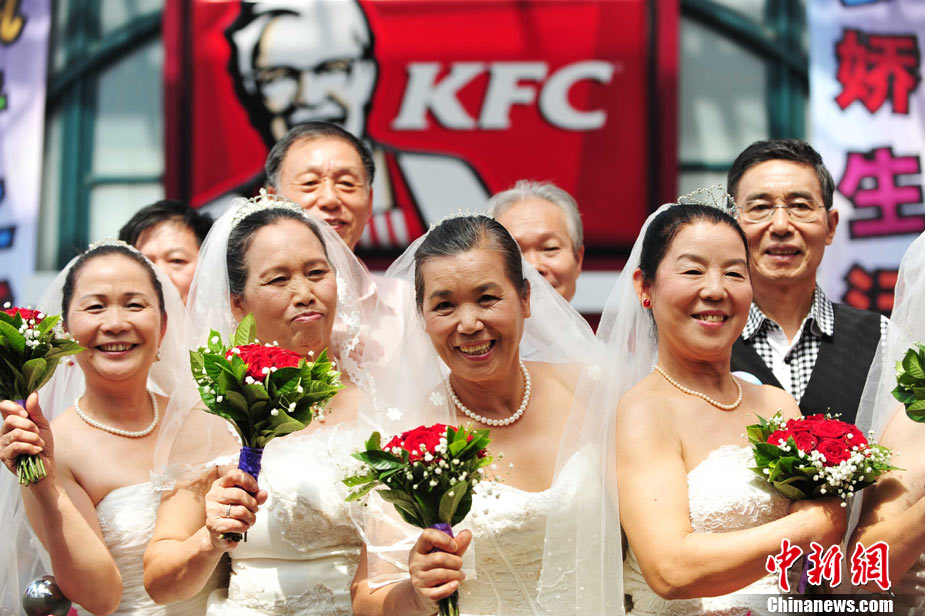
top-left (413, 491), bottom-right (438, 527)
top-left (230, 353), bottom-right (247, 381)
top-left (907, 398), bottom-right (925, 422)
top-left (438, 480), bottom-right (468, 525)
top-left (22, 358), bottom-right (47, 393)
top-left (903, 350), bottom-right (925, 381)
top-left (34, 314), bottom-right (58, 336)
top-left (234, 314), bottom-right (257, 347)
top-left (345, 480), bottom-right (379, 502)
top-left (0, 310), bottom-right (14, 326)
top-left (914, 387), bottom-right (925, 399)
top-left (343, 472), bottom-right (376, 488)
top-left (451, 490), bottom-right (473, 526)
top-left (0, 319), bottom-right (25, 354)
top-left (225, 390), bottom-right (250, 415)
top-left (752, 448), bottom-right (775, 468)
top-left (207, 329), bottom-right (225, 354)
top-left (379, 489), bottom-right (426, 528)
top-left (268, 367), bottom-right (302, 395)
top-left (355, 450), bottom-right (406, 472)
top-left (43, 339), bottom-right (83, 361)
top-left (202, 354), bottom-right (229, 382)
top-left (754, 442), bottom-right (781, 459)
top-left (365, 432), bottom-right (382, 451)
top-left (893, 385), bottom-right (916, 407)
top-left (190, 350), bottom-right (205, 377)
top-left (746, 425), bottom-right (768, 445)
top-left (772, 478), bottom-right (808, 500)
top-left (241, 383), bottom-right (270, 407)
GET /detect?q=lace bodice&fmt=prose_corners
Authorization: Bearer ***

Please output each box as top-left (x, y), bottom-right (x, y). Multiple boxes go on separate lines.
top-left (93, 482), bottom-right (216, 615)
top-left (456, 449), bottom-right (595, 616)
top-left (624, 445), bottom-right (791, 616)
top-left (206, 423), bottom-right (363, 616)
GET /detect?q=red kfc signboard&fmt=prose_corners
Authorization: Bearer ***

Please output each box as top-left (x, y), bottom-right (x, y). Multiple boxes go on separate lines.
top-left (164, 0), bottom-right (677, 267)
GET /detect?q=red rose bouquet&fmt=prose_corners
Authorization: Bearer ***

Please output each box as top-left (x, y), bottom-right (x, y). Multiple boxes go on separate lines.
top-left (344, 424), bottom-right (493, 616)
top-left (747, 412), bottom-right (898, 504)
top-left (0, 305), bottom-right (84, 484)
top-left (191, 314), bottom-right (343, 540)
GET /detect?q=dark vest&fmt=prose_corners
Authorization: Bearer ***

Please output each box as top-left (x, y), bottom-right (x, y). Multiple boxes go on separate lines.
top-left (731, 304), bottom-right (882, 425)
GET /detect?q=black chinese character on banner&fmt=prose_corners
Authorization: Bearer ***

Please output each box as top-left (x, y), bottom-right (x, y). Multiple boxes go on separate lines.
top-left (843, 263), bottom-right (897, 315)
top-left (837, 146), bottom-right (924, 239)
top-left (835, 29), bottom-right (920, 114)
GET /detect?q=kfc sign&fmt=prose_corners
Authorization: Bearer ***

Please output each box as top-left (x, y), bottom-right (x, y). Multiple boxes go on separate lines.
top-left (163, 0), bottom-right (677, 265)
top-left (394, 61), bottom-right (615, 131)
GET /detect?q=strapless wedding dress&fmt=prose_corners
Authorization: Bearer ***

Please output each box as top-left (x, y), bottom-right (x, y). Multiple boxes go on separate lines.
top-left (624, 445), bottom-right (791, 616)
top-left (206, 424), bottom-right (362, 616)
top-left (91, 482), bottom-right (217, 615)
top-left (895, 553), bottom-right (925, 615)
top-left (456, 448), bottom-right (596, 616)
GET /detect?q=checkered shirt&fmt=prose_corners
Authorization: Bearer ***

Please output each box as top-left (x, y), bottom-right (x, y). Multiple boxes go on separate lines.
top-left (741, 286), bottom-right (889, 402)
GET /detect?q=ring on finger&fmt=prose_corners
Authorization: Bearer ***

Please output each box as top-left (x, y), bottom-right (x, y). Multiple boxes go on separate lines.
top-left (224, 503), bottom-right (233, 518)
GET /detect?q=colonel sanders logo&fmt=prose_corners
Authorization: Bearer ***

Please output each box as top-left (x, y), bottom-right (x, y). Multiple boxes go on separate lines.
top-left (225, 0), bottom-right (489, 250)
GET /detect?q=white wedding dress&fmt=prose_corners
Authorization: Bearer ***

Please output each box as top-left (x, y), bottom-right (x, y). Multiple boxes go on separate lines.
top-left (457, 448), bottom-right (597, 616)
top-left (206, 423), bottom-right (362, 616)
top-left (90, 482), bottom-right (218, 616)
top-left (624, 445), bottom-right (791, 616)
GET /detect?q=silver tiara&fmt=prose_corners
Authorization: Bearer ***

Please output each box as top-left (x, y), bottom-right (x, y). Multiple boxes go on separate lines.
top-left (428, 208), bottom-right (488, 232)
top-left (87, 238), bottom-right (140, 253)
top-left (675, 184), bottom-right (738, 218)
top-left (230, 189), bottom-right (307, 228)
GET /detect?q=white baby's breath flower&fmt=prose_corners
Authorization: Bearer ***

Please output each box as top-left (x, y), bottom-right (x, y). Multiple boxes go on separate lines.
top-left (245, 376), bottom-right (255, 384)
top-left (211, 336), bottom-right (219, 344)
top-left (270, 409), bottom-right (279, 416)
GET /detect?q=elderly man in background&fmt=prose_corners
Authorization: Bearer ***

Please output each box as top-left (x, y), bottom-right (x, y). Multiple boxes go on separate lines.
top-left (119, 200), bottom-right (213, 303)
top-left (489, 180), bottom-right (585, 302)
top-left (265, 122), bottom-right (374, 251)
top-left (728, 138), bottom-right (886, 425)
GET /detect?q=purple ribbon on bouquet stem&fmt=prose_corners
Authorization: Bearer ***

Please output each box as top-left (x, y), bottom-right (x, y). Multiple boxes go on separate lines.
top-left (429, 522), bottom-right (461, 616)
top-left (222, 446), bottom-right (263, 543)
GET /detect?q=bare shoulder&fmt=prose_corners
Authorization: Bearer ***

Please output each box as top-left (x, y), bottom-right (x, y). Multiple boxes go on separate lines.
top-left (616, 374), bottom-right (675, 443)
top-left (741, 381), bottom-right (800, 421)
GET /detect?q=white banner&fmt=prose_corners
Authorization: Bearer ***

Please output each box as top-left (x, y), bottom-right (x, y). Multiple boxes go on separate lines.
top-left (811, 0), bottom-right (925, 314)
top-left (0, 0), bottom-right (51, 306)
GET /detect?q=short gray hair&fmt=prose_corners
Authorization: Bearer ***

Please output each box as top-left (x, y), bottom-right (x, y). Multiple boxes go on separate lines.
top-left (487, 180), bottom-right (583, 253)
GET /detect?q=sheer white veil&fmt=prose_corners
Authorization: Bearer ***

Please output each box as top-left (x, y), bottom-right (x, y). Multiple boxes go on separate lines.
top-left (0, 241), bottom-right (186, 615)
top-left (152, 193), bottom-right (390, 484)
top-left (855, 231), bottom-right (925, 439)
top-left (354, 214), bottom-right (623, 614)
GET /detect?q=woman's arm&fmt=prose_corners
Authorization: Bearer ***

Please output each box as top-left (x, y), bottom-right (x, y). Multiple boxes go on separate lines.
top-left (143, 468), bottom-right (266, 603)
top-left (850, 407), bottom-right (925, 589)
top-left (1, 397), bottom-right (122, 616)
top-left (616, 389), bottom-right (846, 600)
top-left (351, 530), bottom-right (472, 616)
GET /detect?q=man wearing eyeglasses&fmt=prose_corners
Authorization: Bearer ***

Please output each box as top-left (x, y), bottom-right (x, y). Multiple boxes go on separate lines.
top-left (727, 138), bottom-right (887, 425)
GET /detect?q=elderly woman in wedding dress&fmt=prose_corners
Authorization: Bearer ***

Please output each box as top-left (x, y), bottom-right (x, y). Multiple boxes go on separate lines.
top-left (143, 194), bottom-right (392, 615)
top-left (0, 242), bottom-right (210, 615)
top-left (614, 202), bottom-right (846, 615)
top-left (850, 231), bottom-right (925, 613)
top-left (350, 215), bottom-right (621, 616)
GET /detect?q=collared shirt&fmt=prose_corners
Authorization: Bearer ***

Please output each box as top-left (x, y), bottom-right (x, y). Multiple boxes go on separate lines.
top-left (741, 286), bottom-right (889, 403)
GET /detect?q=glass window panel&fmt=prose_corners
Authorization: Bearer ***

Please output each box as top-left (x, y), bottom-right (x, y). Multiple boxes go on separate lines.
top-left (37, 110), bottom-right (63, 271)
top-left (92, 40), bottom-right (163, 176)
top-left (89, 183), bottom-right (164, 243)
top-left (100, 0), bottom-right (164, 36)
top-left (679, 17), bottom-right (768, 164)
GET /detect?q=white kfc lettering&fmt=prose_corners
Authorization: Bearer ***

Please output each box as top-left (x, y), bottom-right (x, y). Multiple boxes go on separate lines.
top-left (393, 60), bottom-right (615, 131)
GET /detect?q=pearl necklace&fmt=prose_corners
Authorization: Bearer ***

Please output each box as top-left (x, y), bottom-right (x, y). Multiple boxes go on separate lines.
top-left (74, 391), bottom-right (159, 437)
top-left (654, 365), bottom-right (743, 411)
top-left (448, 360), bottom-right (531, 427)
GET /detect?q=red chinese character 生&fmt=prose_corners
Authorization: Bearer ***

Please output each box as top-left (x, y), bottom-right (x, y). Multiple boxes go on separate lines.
top-left (835, 29), bottom-right (921, 114)
top-left (766, 539), bottom-right (804, 593)
top-left (850, 541), bottom-right (891, 591)
top-left (838, 147), bottom-right (924, 239)
top-left (806, 542), bottom-right (844, 587)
